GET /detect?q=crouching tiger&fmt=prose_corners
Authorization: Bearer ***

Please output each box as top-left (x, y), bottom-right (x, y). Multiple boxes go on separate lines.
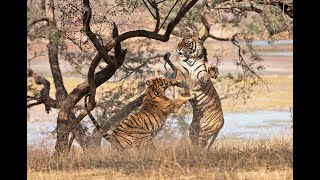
top-left (102, 76), bottom-right (195, 150)
top-left (175, 36), bottom-right (224, 151)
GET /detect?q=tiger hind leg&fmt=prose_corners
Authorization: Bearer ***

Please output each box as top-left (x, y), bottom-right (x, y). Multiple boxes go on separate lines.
top-left (201, 130), bottom-right (221, 151)
top-left (189, 118), bottom-right (200, 147)
top-left (136, 134), bottom-right (155, 152)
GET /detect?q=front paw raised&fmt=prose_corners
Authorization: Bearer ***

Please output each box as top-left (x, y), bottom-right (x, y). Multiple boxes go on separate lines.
top-left (169, 79), bottom-right (178, 86)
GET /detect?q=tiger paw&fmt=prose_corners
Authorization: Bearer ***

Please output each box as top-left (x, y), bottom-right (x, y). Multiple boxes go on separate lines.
top-left (169, 79), bottom-right (178, 86)
top-left (208, 65), bottom-right (219, 79)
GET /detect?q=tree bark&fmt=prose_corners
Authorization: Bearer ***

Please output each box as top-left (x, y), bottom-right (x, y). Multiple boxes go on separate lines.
top-left (54, 51), bottom-right (126, 156)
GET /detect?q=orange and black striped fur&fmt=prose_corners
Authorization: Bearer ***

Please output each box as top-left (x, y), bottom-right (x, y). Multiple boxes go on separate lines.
top-left (104, 76), bottom-right (195, 150)
top-left (175, 36), bottom-right (224, 150)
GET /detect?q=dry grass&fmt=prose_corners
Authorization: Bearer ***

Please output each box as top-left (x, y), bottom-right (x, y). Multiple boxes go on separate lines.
top-left (27, 137), bottom-right (292, 179)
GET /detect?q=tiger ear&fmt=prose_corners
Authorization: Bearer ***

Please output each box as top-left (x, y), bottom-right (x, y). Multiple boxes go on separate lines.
top-left (146, 80), bottom-right (150, 85)
top-left (192, 35), bottom-right (201, 43)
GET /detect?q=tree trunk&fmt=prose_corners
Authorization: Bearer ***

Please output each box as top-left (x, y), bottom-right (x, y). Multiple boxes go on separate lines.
top-left (45, 0), bottom-right (92, 155)
top-left (47, 34), bottom-right (68, 103)
top-left (54, 56), bottom-right (125, 156)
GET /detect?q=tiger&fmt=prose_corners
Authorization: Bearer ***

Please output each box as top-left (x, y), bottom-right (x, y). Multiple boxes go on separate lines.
top-left (175, 36), bottom-right (224, 151)
top-left (103, 76), bottom-right (195, 150)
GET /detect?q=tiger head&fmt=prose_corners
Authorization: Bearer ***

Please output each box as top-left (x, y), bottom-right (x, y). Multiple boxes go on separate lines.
top-left (176, 36), bottom-right (204, 59)
top-left (145, 77), bottom-right (175, 99)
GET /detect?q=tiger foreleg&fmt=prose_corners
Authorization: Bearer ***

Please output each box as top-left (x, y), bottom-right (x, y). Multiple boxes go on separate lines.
top-left (174, 81), bottom-right (190, 95)
top-left (173, 91), bottom-right (195, 110)
top-left (171, 79), bottom-right (189, 89)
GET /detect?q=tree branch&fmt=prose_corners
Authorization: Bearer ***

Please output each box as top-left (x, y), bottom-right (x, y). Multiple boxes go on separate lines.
top-left (153, 2), bottom-right (160, 32)
top-left (82, 0), bottom-right (115, 128)
top-left (163, 52), bottom-right (177, 77)
top-left (142, 0), bottom-right (156, 19)
top-left (254, 0), bottom-right (293, 18)
top-left (28, 70), bottom-right (59, 113)
top-left (198, 10), bottom-right (270, 99)
top-left (230, 34), bottom-right (270, 92)
top-left (27, 101), bottom-right (43, 108)
top-left (214, 0), bottom-right (292, 19)
top-left (159, 0), bottom-right (180, 31)
top-left (27, 17), bottom-right (49, 33)
top-left (200, 13), bottom-right (232, 42)
top-left (156, 0), bottom-right (167, 4)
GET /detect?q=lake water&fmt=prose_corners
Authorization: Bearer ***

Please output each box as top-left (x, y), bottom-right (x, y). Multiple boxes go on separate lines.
top-left (251, 39), bottom-right (293, 47)
top-left (27, 110), bottom-right (293, 149)
top-left (249, 39), bottom-right (293, 57)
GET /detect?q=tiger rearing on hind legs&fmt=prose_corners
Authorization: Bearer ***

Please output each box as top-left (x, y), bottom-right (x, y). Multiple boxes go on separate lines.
top-left (175, 36), bottom-right (224, 151)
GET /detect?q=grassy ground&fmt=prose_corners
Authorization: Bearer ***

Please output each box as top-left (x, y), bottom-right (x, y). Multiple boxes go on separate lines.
top-left (27, 137), bottom-right (292, 179)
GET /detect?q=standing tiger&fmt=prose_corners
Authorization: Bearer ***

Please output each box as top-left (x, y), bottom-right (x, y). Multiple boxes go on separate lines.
top-left (175, 36), bottom-right (224, 150)
top-left (104, 76), bottom-right (195, 150)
